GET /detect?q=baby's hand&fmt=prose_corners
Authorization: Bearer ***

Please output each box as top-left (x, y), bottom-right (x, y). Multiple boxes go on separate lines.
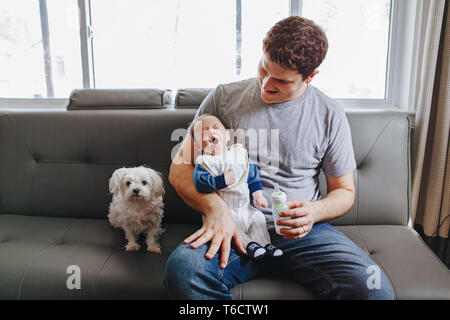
top-left (224, 169), bottom-right (237, 186)
top-left (252, 190), bottom-right (268, 208)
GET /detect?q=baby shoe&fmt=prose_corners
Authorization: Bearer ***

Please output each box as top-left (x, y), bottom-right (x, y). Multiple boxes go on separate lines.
top-left (264, 244), bottom-right (283, 258)
top-left (246, 242), bottom-right (267, 261)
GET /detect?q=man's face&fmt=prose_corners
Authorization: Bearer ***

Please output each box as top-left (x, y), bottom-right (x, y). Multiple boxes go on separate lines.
top-left (257, 52), bottom-right (308, 104)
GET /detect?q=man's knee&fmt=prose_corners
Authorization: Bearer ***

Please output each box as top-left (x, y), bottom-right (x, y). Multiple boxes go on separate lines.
top-left (363, 267), bottom-right (396, 300)
top-left (164, 243), bottom-right (229, 299)
top-left (165, 243), bottom-right (205, 299)
top-left (336, 266), bottom-right (396, 300)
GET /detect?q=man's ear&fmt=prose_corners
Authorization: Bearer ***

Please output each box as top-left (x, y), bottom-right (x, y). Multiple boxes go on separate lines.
top-left (306, 70), bottom-right (319, 84)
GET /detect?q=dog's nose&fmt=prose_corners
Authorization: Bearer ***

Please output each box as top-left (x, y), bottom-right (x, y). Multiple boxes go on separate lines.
top-left (133, 189), bottom-right (140, 195)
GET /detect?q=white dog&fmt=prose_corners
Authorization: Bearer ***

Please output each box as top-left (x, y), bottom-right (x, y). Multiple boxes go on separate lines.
top-left (107, 166), bottom-right (165, 253)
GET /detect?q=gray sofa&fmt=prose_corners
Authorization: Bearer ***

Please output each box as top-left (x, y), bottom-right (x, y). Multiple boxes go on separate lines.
top-left (0, 88), bottom-right (449, 300)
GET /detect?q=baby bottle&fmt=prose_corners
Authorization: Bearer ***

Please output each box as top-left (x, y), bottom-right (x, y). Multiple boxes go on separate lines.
top-left (271, 183), bottom-right (291, 235)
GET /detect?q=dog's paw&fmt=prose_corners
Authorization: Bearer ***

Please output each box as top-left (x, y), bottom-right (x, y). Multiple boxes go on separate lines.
top-left (146, 244), bottom-right (161, 254)
top-left (125, 243), bottom-right (141, 251)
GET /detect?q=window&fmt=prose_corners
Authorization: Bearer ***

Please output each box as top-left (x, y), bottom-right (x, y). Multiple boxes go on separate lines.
top-left (1, 0), bottom-right (412, 106)
top-left (0, 0), bottom-right (82, 98)
top-left (302, 0), bottom-right (391, 99)
top-left (89, 0), bottom-right (289, 88)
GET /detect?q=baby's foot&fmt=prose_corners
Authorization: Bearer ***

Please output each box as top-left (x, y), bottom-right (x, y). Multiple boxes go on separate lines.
top-left (246, 242), bottom-right (267, 261)
top-left (264, 244), bottom-right (283, 258)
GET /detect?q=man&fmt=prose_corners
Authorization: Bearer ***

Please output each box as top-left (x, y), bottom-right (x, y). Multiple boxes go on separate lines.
top-left (164, 16), bottom-right (395, 299)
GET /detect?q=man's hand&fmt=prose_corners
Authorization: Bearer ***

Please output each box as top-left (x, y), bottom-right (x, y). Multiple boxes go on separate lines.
top-left (277, 200), bottom-right (317, 239)
top-left (224, 169), bottom-right (237, 186)
top-left (183, 203), bottom-right (247, 269)
top-left (277, 172), bottom-right (356, 239)
top-left (252, 190), bottom-right (268, 208)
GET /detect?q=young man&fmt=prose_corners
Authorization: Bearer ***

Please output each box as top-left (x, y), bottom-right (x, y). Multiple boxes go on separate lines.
top-left (165, 16), bottom-right (395, 299)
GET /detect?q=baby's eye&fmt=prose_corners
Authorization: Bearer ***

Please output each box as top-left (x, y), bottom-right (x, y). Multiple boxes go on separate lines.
top-left (142, 180), bottom-right (147, 185)
top-left (126, 181), bottom-right (131, 186)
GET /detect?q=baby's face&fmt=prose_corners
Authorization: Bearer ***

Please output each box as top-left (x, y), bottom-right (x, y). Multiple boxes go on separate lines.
top-left (194, 116), bottom-right (229, 155)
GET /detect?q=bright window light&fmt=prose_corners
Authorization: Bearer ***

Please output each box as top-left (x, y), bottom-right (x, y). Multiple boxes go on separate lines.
top-left (302, 0), bottom-right (391, 99)
top-left (0, 0), bottom-right (392, 101)
top-left (90, 0), bottom-right (289, 89)
top-left (0, 0), bottom-right (82, 98)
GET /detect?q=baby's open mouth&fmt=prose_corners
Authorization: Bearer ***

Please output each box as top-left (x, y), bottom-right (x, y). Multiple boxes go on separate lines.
top-left (210, 136), bottom-right (219, 145)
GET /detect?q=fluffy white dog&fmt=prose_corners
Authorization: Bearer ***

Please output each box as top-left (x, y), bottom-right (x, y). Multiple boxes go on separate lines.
top-left (107, 166), bottom-right (165, 253)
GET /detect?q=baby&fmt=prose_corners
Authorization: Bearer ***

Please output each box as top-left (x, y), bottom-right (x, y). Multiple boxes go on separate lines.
top-left (191, 114), bottom-right (283, 261)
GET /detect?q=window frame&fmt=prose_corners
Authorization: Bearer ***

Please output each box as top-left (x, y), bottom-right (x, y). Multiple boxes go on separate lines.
top-left (0, 0), bottom-right (420, 111)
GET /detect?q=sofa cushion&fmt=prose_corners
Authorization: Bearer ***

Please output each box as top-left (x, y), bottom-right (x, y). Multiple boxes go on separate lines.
top-left (231, 225), bottom-right (450, 300)
top-left (67, 89), bottom-right (166, 110)
top-left (1, 214), bottom-right (448, 299)
top-left (175, 88), bottom-right (213, 109)
top-left (0, 214), bottom-right (198, 299)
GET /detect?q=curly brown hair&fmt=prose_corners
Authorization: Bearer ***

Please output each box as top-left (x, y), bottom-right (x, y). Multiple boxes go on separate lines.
top-left (263, 16), bottom-right (328, 80)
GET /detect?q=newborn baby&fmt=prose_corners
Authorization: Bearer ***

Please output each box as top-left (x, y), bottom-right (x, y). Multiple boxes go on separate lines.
top-left (191, 114), bottom-right (283, 261)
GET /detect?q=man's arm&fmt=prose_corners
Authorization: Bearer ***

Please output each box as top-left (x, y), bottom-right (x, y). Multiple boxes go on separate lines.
top-left (313, 171), bottom-right (356, 222)
top-left (168, 134), bottom-right (246, 268)
top-left (169, 134), bottom-right (219, 213)
top-left (277, 103), bottom-right (357, 239)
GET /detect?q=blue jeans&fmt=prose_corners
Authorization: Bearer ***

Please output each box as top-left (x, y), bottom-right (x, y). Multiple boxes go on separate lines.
top-left (164, 222), bottom-right (395, 300)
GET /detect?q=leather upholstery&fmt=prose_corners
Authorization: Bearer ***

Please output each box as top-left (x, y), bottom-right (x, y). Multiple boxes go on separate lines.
top-left (175, 88), bottom-right (213, 109)
top-left (1, 213), bottom-right (447, 299)
top-left (67, 89), bottom-right (166, 110)
top-left (0, 109), bottom-right (201, 225)
top-left (0, 214), bottom-right (197, 299)
top-left (0, 89), bottom-right (448, 299)
top-left (0, 109), bottom-right (409, 226)
top-left (232, 225), bottom-right (450, 300)
top-left (325, 112), bottom-right (411, 226)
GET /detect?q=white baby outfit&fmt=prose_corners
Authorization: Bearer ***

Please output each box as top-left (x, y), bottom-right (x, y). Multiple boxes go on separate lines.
top-left (195, 144), bottom-right (271, 248)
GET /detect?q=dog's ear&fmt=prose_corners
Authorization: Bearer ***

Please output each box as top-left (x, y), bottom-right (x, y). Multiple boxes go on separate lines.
top-left (109, 168), bottom-right (126, 195)
top-left (147, 168), bottom-right (165, 199)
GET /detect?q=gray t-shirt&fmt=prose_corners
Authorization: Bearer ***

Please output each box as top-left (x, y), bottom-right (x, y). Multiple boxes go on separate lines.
top-left (188, 77), bottom-right (356, 229)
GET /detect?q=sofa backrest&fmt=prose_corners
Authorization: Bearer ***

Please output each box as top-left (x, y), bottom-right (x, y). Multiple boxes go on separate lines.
top-left (175, 88), bottom-right (213, 109)
top-left (0, 108), bottom-right (202, 225)
top-left (324, 111), bottom-right (411, 226)
top-left (0, 91), bottom-right (411, 226)
top-left (67, 88), bottom-right (168, 110)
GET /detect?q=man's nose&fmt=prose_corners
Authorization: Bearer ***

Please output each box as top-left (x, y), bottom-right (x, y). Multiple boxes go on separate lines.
top-left (262, 76), bottom-right (275, 90)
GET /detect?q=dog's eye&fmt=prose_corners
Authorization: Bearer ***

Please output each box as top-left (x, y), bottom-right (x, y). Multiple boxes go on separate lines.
top-left (126, 181), bottom-right (131, 186)
top-left (142, 180), bottom-right (147, 185)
